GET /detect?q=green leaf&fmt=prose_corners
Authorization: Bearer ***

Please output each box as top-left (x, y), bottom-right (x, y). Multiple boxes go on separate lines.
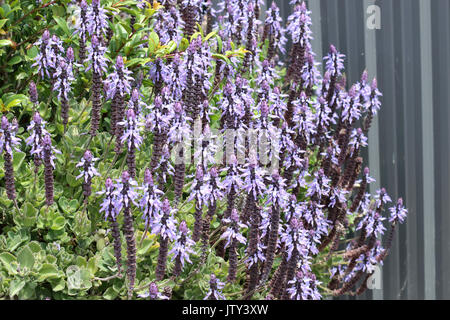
top-left (148, 31), bottom-right (159, 54)
top-left (48, 278), bottom-right (65, 292)
top-left (13, 151), bottom-right (25, 171)
top-left (9, 279), bottom-right (26, 298)
top-left (212, 53), bottom-right (231, 65)
top-left (17, 246), bottom-right (35, 270)
top-left (204, 31), bottom-right (217, 43)
top-left (179, 38), bottom-right (189, 52)
top-left (0, 39), bottom-right (12, 47)
top-left (7, 55), bottom-right (21, 66)
top-left (103, 287), bottom-right (119, 300)
top-left (66, 172), bottom-right (80, 187)
top-left (22, 202), bottom-right (38, 227)
top-left (6, 98), bottom-right (22, 109)
top-left (215, 34), bottom-right (223, 53)
top-left (50, 216), bottom-right (66, 231)
top-left (54, 16), bottom-right (70, 36)
top-left (0, 252), bottom-right (17, 273)
top-left (37, 263), bottom-right (60, 281)
top-left (0, 19), bottom-right (7, 29)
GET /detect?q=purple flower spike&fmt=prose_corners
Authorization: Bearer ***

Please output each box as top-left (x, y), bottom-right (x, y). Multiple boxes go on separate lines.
top-left (170, 220), bottom-right (196, 276)
top-left (0, 116), bottom-right (21, 200)
top-left (29, 81), bottom-right (38, 105)
top-left (76, 149), bottom-right (100, 201)
top-left (389, 198), bottom-right (408, 224)
top-left (140, 168), bottom-right (164, 230)
top-left (204, 274), bottom-right (226, 300)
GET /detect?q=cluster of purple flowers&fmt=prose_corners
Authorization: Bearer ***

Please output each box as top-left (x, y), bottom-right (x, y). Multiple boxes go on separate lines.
top-left (3, 0), bottom-right (410, 301)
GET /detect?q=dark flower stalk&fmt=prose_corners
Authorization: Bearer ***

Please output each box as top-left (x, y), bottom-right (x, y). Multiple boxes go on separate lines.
top-left (119, 109), bottom-right (143, 179)
top-left (261, 172), bottom-right (288, 283)
top-left (87, 0), bottom-right (109, 39)
top-left (153, 199), bottom-right (177, 281)
top-left (190, 166), bottom-right (205, 242)
top-left (29, 81), bottom-right (39, 107)
top-left (115, 171), bottom-right (139, 298)
top-left (170, 220), bottom-right (195, 277)
top-left (148, 97), bottom-right (170, 173)
top-left (76, 0), bottom-right (89, 63)
top-left (76, 150), bottom-right (100, 203)
top-left (26, 112), bottom-right (49, 173)
top-left (87, 35), bottom-right (107, 136)
top-left (54, 57), bottom-right (74, 131)
top-left (0, 117), bottom-right (20, 200)
top-left (221, 209), bottom-right (247, 282)
top-left (181, 0), bottom-right (201, 39)
top-left (105, 56), bottom-right (132, 151)
top-left (139, 168), bottom-right (163, 242)
top-left (138, 282), bottom-right (169, 300)
top-left (200, 167), bottom-right (224, 262)
top-left (204, 274), bottom-right (226, 300)
top-left (42, 134), bottom-right (60, 206)
top-left (168, 102), bottom-right (190, 202)
top-left (242, 2), bottom-right (256, 73)
top-left (98, 177), bottom-right (122, 273)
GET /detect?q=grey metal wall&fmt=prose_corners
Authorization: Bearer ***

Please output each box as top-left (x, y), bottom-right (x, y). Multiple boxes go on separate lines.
top-left (273, 0), bottom-right (450, 300)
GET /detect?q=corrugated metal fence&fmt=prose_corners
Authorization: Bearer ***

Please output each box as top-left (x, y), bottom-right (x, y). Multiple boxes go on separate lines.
top-left (272, 0), bottom-right (450, 300)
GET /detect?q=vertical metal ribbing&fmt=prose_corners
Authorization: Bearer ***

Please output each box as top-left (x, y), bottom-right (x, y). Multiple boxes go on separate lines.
top-left (374, 0), bottom-right (402, 300)
top-left (398, 0), bottom-right (424, 300)
top-left (419, 0), bottom-right (436, 301)
top-left (364, 0), bottom-right (382, 301)
top-left (307, 0), bottom-right (323, 73)
top-left (431, 0), bottom-right (450, 300)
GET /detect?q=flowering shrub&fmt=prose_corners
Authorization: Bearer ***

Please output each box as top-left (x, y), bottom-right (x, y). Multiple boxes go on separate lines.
top-left (0, 0), bottom-right (407, 300)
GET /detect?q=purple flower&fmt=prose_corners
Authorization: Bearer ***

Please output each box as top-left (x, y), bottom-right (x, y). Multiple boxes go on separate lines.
top-left (286, 2), bottom-right (312, 46)
top-left (367, 78), bottom-right (382, 115)
top-left (33, 29), bottom-right (52, 78)
top-left (97, 177), bottom-right (121, 221)
top-left (201, 167), bottom-right (225, 205)
top-left (42, 134), bottom-right (60, 206)
top-left (264, 1), bottom-right (287, 54)
top-left (119, 109), bottom-right (144, 151)
top-left (241, 156), bottom-right (267, 200)
top-left (29, 81), bottom-right (38, 105)
top-left (280, 217), bottom-right (310, 261)
top-left (87, 0), bottom-right (109, 38)
top-left (389, 198), bottom-right (408, 224)
top-left (105, 56), bottom-right (133, 100)
top-left (204, 274), bottom-right (226, 300)
top-left (76, 149), bottom-right (100, 182)
top-left (286, 271), bottom-right (322, 300)
top-left (324, 44), bottom-right (345, 77)
top-left (140, 169), bottom-right (164, 228)
top-left (0, 116), bottom-right (21, 200)
top-left (153, 5), bottom-right (184, 45)
top-left (53, 60), bottom-right (74, 102)
top-left (169, 220), bottom-right (196, 270)
top-left (86, 35), bottom-right (107, 75)
top-left (375, 188), bottom-right (392, 209)
top-left (1, 116), bottom-right (21, 156)
top-left (168, 102), bottom-right (191, 144)
top-left (138, 282), bottom-right (169, 300)
top-left (114, 171), bottom-right (139, 211)
top-left (151, 199), bottom-right (177, 241)
top-left (221, 209), bottom-right (247, 248)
